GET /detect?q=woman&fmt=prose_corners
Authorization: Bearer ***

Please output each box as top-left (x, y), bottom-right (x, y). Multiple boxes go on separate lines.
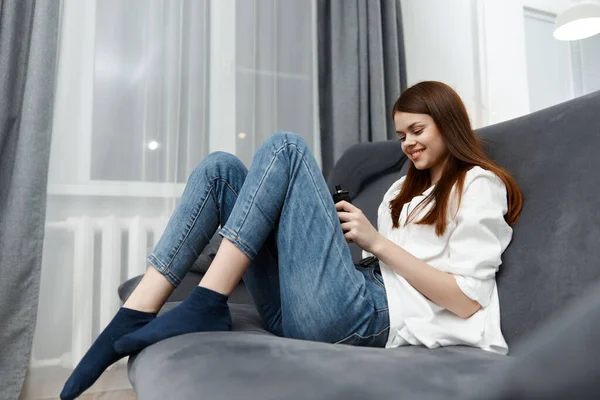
top-left (61, 81), bottom-right (522, 399)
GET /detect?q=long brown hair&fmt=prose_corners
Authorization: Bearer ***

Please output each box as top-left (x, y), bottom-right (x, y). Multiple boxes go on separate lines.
top-left (389, 81), bottom-right (523, 236)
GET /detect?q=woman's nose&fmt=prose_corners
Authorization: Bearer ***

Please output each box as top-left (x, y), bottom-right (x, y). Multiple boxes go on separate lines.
top-left (404, 138), bottom-right (416, 147)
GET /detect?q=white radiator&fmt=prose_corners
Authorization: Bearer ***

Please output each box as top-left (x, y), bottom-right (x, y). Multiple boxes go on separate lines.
top-left (35, 215), bottom-right (169, 369)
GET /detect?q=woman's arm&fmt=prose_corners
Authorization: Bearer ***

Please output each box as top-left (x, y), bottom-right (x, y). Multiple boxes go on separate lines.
top-left (336, 200), bottom-right (481, 319)
top-left (336, 171), bottom-right (511, 319)
top-left (369, 236), bottom-right (481, 319)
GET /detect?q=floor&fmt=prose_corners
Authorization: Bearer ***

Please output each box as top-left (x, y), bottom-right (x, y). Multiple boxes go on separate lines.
top-left (46, 389), bottom-right (136, 400)
top-left (20, 363), bottom-right (135, 400)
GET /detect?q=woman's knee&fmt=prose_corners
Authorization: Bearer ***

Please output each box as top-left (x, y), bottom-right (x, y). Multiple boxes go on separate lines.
top-left (189, 151), bottom-right (247, 182)
top-left (263, 132), bottom-right (308, 152)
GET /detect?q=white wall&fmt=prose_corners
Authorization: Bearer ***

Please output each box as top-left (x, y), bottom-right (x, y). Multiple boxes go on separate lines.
top-left (401, 0), bottom-right (481, 125)
top-left (400, 0), bottom-right (579, 128)
top-left (478, 0), bottom-right (531, 126)
top-left (523, 0), bottom-right (573, 14)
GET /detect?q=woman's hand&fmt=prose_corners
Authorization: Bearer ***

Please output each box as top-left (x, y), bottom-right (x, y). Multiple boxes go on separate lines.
top-left (335, 200), bottom-right (382, 253)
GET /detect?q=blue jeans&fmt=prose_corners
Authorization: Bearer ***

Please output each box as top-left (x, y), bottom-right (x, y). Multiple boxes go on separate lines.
top-left (147, 132), bottom-right (390, 347)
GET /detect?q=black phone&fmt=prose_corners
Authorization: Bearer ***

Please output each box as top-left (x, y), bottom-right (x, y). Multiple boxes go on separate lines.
top-left (332, 185), bottom-right (351, 204)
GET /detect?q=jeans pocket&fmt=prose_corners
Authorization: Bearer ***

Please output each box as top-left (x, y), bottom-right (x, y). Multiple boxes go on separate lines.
top-left (370, 268), bottom-right (385, 289)
top-left (334, 326), bottom-right (390, 348)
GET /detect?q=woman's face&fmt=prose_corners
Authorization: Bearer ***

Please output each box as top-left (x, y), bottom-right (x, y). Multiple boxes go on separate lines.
top-left (394, 112), bottom-right (448, 183)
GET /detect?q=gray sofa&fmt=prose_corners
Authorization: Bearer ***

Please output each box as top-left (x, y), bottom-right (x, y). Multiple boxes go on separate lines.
top-left (118, 91), bottom-right (600, 399)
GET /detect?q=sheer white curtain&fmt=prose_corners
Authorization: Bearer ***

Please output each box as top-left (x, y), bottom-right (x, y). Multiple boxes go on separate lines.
top-left (92, 0), bottom-right (210, 184)
top-left (24, 0), bottom-right (318, 397)
top-left (234, 0), bottom-right (319, 166)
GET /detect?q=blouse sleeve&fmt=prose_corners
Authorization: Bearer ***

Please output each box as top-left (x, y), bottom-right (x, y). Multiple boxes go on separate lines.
top-left (449, 171), bottom-right (513, 308)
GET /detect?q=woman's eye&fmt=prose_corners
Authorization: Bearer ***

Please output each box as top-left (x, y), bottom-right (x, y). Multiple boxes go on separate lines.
top-left (397, 128), bottom-right (423, 142)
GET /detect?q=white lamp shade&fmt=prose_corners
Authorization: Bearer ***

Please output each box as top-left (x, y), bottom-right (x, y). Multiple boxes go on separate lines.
top-left (554, 1), bottom-right (600, 41)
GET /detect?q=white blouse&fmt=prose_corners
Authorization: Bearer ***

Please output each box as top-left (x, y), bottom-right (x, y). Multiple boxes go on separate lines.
top-left (364, 166), bottom-right (513, 354)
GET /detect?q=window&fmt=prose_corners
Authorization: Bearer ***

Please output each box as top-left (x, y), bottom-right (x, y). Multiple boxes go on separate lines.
top-left (30, 2), bottom-right (320, 396)
top-left (48, 0), bottom-right (319, 196)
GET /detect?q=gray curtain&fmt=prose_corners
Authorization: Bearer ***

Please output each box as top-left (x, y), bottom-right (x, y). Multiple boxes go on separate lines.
top-left (317, 0), bottom-right (407, 178)
top-left (0, 1), bottom-right (60, 398)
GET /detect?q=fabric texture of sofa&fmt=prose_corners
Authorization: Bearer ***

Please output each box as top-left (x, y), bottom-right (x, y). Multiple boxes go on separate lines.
top-left (118, 91), bottom-right (600, 399)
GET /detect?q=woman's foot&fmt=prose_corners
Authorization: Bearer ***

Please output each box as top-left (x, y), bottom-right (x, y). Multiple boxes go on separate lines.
top-left (60, 307), bottom-right (156, 400)
top-left (113, 286), bottom-right (232, 355)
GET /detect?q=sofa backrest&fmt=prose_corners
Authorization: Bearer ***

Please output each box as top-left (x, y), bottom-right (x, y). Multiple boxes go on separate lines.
top-left (327, 90), bottom-right (600, 348)
top-left (477, 90), bottom-right (600, 346)
top-left (327, 140), bottom-right (407, 261)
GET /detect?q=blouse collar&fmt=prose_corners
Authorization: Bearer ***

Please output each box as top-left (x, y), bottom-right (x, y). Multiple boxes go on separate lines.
top-left (422, 185), bottom-right (435, 196)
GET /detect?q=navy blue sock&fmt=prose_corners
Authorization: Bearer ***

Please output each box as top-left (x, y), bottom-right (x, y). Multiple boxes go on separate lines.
top-left (60, 307), bottom-right (156, 400)
top-left (113, 286), bottom-right (232, 355)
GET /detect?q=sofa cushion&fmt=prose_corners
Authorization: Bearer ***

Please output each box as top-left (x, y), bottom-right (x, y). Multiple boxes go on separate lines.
top-left (469, 278), bottom-right (600, 399)
top-left (128, 302), bottom-right (508, 400)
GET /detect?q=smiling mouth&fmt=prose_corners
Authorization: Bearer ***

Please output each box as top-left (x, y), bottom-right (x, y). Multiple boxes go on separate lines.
top-left (410, 149), bottom-right (424, 159)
